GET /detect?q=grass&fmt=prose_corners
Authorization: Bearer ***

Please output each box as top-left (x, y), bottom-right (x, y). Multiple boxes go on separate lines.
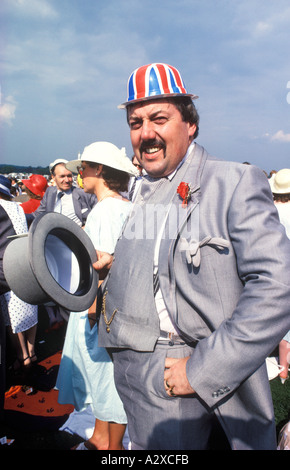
top-left (270, 375), bottom-right (290, 434)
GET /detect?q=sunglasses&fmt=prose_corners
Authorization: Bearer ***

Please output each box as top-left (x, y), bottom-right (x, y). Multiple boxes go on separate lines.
top-left (77, 166), bottom-right (85, 176)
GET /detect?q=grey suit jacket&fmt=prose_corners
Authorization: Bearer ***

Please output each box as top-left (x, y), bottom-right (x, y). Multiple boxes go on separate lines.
top-left (157, 144), bottom-right (290, 448)
top-left (27, 185), bottom-right (97, 226)
top-left (99, 143), bottom-right (290, 449)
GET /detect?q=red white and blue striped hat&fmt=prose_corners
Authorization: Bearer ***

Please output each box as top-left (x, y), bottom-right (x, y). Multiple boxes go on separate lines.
top-left (118, 63), bottom-right (198, 108)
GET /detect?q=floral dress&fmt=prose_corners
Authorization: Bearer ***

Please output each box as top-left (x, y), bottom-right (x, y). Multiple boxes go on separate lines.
top-left (0, 200), bottom-right (38, 333)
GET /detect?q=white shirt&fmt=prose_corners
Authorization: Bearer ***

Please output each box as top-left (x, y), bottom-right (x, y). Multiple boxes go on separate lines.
top-left (55, 189), bottom-right (82, 226)
top-left (154, 142), bottom-right (195, 335)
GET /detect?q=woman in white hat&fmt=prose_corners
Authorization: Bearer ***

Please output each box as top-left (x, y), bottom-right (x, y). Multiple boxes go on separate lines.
top-left (270, 169), bottom-right (290, 384)
top-left (56, 142), bottom-right (138, 450)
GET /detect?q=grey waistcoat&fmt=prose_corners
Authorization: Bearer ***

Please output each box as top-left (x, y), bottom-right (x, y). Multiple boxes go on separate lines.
top-left (98, 145), bottom-right (207, 351)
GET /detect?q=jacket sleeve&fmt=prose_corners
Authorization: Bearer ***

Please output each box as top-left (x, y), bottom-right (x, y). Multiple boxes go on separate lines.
top-left (186, 165), bottom-right (290, 408)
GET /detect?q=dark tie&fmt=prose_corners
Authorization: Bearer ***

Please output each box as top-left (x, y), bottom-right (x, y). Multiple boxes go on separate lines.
top-left (55, 191), bottom-right (64, 213)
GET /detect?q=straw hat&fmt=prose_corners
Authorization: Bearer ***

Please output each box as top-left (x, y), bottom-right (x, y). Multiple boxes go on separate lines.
top-left (269, 169), bottom-right (290, 194)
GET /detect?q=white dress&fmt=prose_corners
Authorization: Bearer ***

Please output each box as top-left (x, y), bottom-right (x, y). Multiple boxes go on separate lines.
top-left (56, 197), bottom-right (131, 423)
top-left (275, 201), bottom-right (290, 238)
top-left (0, 200), bottom-right (38, 333)
top-left (275, 201), bottom-right (290, 343)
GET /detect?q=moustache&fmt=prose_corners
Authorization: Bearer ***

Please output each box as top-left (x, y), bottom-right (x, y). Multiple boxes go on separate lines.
top-left (139, 139), bottom-right (165, 155)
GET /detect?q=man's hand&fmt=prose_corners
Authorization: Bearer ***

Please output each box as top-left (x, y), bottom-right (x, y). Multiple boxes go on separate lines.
top-left (164, 356), bottom-right (195, 397)
top-left (93, 251), bottom-right (113, 280)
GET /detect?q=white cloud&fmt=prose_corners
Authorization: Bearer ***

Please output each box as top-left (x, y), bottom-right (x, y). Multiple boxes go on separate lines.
top-left (254, 21), bottom-right (273, 35)
top-left (9, 0), bottom-right (58, 18)
top-left (0, 94), bottom-right (17, 126)
top-left (270, 130), bottom-right (290, 143)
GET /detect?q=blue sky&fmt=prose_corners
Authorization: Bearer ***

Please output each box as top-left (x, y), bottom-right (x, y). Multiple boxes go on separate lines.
top-left (0, 0), bottom-right (289, 173)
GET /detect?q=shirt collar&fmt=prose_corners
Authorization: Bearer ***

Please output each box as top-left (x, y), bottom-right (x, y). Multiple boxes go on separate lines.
top-left (167, 142), bottom-right (195, 181)
top-left (57, 188), bottom-right (72, 195)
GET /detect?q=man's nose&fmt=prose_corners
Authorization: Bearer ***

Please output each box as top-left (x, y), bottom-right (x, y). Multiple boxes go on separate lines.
top-left (140, 120), bottom-right (156, 140)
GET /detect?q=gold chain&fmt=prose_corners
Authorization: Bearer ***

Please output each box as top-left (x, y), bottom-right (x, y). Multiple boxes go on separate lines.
top-left (101, 290), bottom-right (117, 333)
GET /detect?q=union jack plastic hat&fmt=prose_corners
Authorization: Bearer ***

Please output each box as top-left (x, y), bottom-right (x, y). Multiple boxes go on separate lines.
top-left (118, 63), bottom-right (198, 108)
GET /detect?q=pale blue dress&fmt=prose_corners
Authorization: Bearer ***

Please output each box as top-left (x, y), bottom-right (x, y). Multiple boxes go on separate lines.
top-left (275, 202), bottom-right (290, 345)
top-left (56, 197), bottom-right (131, 423)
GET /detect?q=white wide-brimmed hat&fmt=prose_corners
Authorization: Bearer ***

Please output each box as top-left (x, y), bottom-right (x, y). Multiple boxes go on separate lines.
top-left (66, 141), bottom-right (139, 177)
top-left (3, 213), bottom-right (99, 311)
top-left (269, 168), bottom-right (290, 194)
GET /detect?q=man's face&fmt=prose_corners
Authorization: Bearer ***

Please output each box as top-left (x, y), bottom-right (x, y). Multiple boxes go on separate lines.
top-left (53, 164), bottom-right (73, 191)
top-left (128, 99), bottom-right (196, 178)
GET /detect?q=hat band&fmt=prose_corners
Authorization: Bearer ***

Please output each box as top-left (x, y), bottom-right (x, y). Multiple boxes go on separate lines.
top-left (0, 183), bottom-right (10, 194)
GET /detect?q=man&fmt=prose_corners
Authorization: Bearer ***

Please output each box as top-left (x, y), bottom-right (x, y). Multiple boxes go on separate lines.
top-left (27, 159), bottom-right (97, 325)
top-left (96, 63), bottom-right (290, 450)
top-left (27, 158), bottom-right (97, 227)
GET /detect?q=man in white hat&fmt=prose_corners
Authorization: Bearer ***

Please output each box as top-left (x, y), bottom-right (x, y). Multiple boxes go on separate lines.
top-left (26, 159), bottom-right (97, 326)
top-left (27, 158), bottom-right (97, 227)
top-left (96, 63), bottom-right (290, 450)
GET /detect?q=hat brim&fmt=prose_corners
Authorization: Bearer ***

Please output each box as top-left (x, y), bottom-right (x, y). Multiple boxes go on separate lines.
top-left (0, 188), bottom-right (12, 198)
top-left (3, 213), bottom-right (99, 311)
top-left (118, 92), bottom-right (199, 109)
top-left (269, 180), bottom-right (290, 194)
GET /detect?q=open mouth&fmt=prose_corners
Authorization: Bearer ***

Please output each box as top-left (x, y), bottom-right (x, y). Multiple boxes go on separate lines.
top-left (140, 141), bottom-right (165, 159)
top-left (144, 146), bottom-right (161, 155)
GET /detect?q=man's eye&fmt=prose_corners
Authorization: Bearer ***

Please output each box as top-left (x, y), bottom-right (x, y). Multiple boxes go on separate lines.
top-left (154, 117), bottom-right (167, 124)
top-left (129, 120), bottom-right (142, 130)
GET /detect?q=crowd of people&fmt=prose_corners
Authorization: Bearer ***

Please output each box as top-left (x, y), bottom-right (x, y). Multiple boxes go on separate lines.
top-left (0, 62), bottom-right (290, 451)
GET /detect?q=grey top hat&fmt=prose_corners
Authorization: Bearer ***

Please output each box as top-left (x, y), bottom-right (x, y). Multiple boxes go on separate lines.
top-left (3, 212), bottom-right (99, 311)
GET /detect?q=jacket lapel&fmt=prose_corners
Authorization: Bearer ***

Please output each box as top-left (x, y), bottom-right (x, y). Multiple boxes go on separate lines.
top-left (47, 187), bottom-right (57, 212)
